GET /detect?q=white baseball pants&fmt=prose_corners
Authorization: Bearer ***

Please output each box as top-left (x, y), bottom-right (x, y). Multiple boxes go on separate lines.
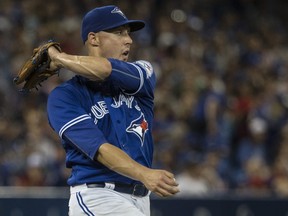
top-left (69, 184), bottom-right (150, 216)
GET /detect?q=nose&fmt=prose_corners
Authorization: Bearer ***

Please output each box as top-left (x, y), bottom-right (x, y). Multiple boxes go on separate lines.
top-left (125, 33), bottom-right (133, 45)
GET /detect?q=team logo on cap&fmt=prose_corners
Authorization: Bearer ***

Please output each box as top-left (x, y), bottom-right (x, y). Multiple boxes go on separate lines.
top-left (111, 7), bottom-right (127, 19)
top-left (126, 113), bottom-right (148, 146)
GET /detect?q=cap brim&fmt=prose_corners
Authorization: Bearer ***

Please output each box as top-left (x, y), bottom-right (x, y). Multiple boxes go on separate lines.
top-left (127, 20), bottom-right (145, 32)
top-left (102, 20), bottom-right (145, 32)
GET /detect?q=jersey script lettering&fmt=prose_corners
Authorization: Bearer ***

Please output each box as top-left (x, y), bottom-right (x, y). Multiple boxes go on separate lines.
top-left (91, 101), bottom-right (109, 124)
top-left (111, 93), bottom-right (134, 108)
top-left (90, 94), bottom-right (135, 124)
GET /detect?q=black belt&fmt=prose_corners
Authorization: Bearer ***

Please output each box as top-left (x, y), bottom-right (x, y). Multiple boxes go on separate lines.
top-left (86, 182), bottom-right (149, 197)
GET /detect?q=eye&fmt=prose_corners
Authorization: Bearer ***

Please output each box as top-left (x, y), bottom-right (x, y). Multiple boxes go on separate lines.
top-left (114, 31), bottom-right (122, 35)
top-left (114, 29), bottom-right (130, 36)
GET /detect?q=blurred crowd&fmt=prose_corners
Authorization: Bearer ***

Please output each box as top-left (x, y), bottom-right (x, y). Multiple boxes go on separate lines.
top-left (2, 0), bottom-right (288, 198)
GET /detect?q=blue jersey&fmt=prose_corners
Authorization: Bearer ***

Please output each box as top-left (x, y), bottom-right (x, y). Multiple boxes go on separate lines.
top-left (47, 58), bottom-right (156, 186)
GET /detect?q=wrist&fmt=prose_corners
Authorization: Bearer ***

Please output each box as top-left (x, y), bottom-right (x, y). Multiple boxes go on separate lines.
top-left (53, 52), bottom-right (65, 68)
top-left (135, 165), bottom-right (149, 183)
top-left (48, 47), bottom-right (64, 69)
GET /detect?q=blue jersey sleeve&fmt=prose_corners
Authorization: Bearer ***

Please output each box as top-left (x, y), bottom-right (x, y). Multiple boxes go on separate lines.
top-left (107, 58), bottom-right (156, 97)
top-left (47, 83), bottom-right (108, 161)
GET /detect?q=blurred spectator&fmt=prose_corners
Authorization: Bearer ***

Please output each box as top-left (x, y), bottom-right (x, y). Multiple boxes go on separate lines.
top-left (271, 123), bottom-right (288, 197)
top-left (175, 155), bottom-right (210, 197)
top-left (239, 118), bottom-right (268, 158)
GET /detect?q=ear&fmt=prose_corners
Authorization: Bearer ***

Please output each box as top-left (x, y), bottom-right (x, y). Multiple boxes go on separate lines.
top-left (87, 32), bottom-right (99, 46)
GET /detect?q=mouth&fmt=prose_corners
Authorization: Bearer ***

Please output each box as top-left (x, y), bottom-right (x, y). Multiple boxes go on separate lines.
top-left (121, 50), bottom-right (130, 61)
top-left (123, 50), bottom-right (129, 56)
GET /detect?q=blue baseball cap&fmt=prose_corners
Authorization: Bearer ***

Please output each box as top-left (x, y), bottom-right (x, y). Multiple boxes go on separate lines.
top-left (81, 5), bottom-right (145, 43)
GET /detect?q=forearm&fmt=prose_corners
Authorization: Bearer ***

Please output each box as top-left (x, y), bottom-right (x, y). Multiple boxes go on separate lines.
top-left (95, 143), bottom-right (148, 182)
top-left (52, 52), bottom-right (112, 81)
top-left (95, 143), bottom-right (180, 197)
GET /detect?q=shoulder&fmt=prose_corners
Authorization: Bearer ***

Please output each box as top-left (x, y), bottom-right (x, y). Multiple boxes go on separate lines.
top-left (109, 58), bottom-right (155, 77)
top-left (48, 76), bottom-right (85, 102)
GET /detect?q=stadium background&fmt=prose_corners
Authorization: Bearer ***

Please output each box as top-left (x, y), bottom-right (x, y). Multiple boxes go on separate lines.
top-left (1, 0), bottom-right (288, 215)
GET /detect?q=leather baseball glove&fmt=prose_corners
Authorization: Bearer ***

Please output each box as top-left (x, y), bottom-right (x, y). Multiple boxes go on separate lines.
top-left (13, 40), bottom-right (61, 93)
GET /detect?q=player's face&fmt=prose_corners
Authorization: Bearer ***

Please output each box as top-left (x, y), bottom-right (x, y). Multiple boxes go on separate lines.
top-left (97, 26), bottom-right (133, 61)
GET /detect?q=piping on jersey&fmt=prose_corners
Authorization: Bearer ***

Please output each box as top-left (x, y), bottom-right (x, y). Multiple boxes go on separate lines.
top-left (115, 62), bottom-right (144, 95)
top-left (59, 114), bottom-right (91, 138)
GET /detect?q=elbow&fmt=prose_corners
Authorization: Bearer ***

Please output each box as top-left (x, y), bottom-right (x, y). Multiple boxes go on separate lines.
top-left (88, 59), bottom-right (112, 81)
top-left (101, 59), bottom-right (112, 80)
top-left (102, 70), bottom-right (111, 80)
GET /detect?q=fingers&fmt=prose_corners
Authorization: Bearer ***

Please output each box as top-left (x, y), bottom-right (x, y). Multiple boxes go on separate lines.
top-left (155, 171), bottom-right (180, 197)
top-left (162, 171), bottom-right (178, 186)
top-left (154, 183), bottom-right (179, 197)
top-left (142, 169), bottom-right (180, 197)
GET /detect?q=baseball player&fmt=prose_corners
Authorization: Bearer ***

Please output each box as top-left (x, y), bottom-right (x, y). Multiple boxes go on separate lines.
top-left (46, 5), bottom-right (179, 216)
